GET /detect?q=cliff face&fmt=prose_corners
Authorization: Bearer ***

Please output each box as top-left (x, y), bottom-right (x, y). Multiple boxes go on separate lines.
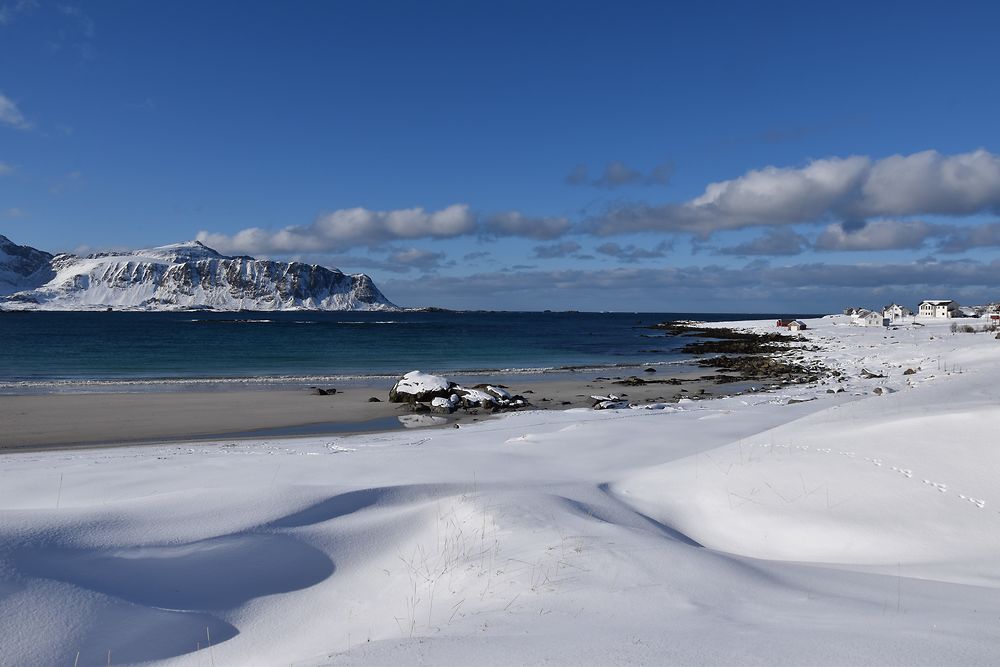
top-left (0, 239), bottom-right (398, 311)
top-left (0, 235), bottom-right (55, 295)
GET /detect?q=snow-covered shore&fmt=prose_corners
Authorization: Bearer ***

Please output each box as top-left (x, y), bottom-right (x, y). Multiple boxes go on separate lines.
top-left (1, 315), bottom-right (999, 665)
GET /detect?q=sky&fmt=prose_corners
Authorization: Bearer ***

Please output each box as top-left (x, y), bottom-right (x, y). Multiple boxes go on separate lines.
top-left (3, 0), bottom-right (1000, 312)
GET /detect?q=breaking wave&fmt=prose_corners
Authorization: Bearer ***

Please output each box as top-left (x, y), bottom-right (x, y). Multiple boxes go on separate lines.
top-left (0, 360), bottom-right (694, 394)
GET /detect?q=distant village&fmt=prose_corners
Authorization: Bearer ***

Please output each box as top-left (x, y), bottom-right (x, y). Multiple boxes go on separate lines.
top-left (778, 299), bottom-right (1000, 330)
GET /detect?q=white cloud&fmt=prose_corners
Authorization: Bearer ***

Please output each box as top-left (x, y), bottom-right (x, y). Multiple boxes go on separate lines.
top-left (198, 204), bottom-right (476, 254)
top-left (935, 221), bottom-right (1000, 254)
top-left (386, 247), bottom-right (451, 272)
top-left (815, 220), bottom-right (938, 252)
top-left (0, 161), bottom-right (13, 176)
top-left (587, 149), bottom-right (1000, 237)
top-left (857, 150), bottom-right (1000, 218)
top-left (0, 92), bottom-right (31, 130)
top-left (200, 205), bottom-right (578, 255)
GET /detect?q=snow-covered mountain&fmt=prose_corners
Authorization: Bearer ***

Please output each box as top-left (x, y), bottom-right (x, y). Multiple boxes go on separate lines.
top-left (0, 235), bottom-right (55, 295)
top-left (0, 236), bottom-right (398, 311)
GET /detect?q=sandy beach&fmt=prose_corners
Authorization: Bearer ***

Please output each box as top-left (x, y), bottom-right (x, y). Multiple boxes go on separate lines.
top-left (0, 368), bottom-right (755, 451)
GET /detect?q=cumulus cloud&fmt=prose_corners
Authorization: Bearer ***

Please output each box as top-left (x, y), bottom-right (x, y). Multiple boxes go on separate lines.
top-left (815, 219), bottom-right (939, 252)
top-left (386, 247), bottom-right (451, 272)
top-left (567, 161), bottom-right (673, 188)
top-left (586, 150), bottom-right (1000, 237)
top-left (595, 240), bottom-right (673, 262)
top-left (483, 211), bottom-right (571, 240)
top-left (935, 221), bottom-right (1000, 254)
top-left (717, 229), bottom-right (809, 256)
top-left (198, 204), bottom-right (477, 254)
top-left (532, 241), bottom-right (582, 259)
top-left (857, 150), bottom-right (1000, 218)
top-left (0, 92), bottom-right (31, 130)
top-left (201, 205), bottom-right (576, 254)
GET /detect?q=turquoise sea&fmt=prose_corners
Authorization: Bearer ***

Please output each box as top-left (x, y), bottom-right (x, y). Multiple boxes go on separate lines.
top-left (0, 311), bottom-right (816, 392)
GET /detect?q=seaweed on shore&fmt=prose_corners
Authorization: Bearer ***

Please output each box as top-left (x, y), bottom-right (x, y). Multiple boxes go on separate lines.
top-left (693, 355), bottom-right (820, 382)
top-left (649, 320), bottom-right (826, 384)
top-left (649, 321), bottom-right (798, 341)
top-left (648, 320), bottom-right (802, 355)
top-left (680, 339), bottom-right (789, 355)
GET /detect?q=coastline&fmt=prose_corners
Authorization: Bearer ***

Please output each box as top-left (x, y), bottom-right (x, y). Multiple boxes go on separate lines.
top-left (0, 366), bottom-right (762, 451)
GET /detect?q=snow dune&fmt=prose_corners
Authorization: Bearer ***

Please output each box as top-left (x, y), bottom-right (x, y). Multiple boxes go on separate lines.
top-left (2, 316), bottom-right (1000, 665)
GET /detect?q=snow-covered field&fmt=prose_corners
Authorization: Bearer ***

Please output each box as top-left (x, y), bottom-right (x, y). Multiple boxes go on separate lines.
top-left (2, 315), bottom-right (1000, 666)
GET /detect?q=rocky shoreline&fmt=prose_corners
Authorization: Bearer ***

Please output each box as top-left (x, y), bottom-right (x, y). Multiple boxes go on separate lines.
top-left (648, 320), bottom-right (829, 388)
top-left (381, 319), bottom-right (831, 417)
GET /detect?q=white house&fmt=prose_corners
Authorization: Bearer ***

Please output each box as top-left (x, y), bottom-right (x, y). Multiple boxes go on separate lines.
top-left (851, 308), bottom-right (892, 327)
top-left (918, 300), bottom-right (959, 318)
top-left (787, 320), bottom-right (807, 331)
top-left (882, 303), bottom-right (912, 319)
top-left (858, 311), bottom-right (892, 327)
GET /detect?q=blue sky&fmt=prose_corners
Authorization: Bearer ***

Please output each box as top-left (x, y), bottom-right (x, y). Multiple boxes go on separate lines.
top-left (3, 1), bottom-right (1000, 311)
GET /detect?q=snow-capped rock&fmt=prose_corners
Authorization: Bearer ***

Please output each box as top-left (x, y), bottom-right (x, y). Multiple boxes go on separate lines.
top-left (454, 387), bottom-right (497, 407)
top-left (430, 397), bottom-right (457, 413)
top-left (389, 371), bottom-right (456, 403)
top-left (0, 235), bottom-right (54, 296)
top-left (0, 237), bottom-right (397, 311)
top-left (485, 385), bottom-right (512, 401)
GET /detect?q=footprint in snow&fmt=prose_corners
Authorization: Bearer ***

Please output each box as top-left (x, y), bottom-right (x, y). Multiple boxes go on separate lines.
top-left (922, 480), bottom-right (947, 493)
top-left (959, 494), bottom-right (986, 508)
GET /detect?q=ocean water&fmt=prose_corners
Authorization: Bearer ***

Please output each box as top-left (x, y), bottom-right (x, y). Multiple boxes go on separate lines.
top-left (0, 311), bottom-right (812, 392)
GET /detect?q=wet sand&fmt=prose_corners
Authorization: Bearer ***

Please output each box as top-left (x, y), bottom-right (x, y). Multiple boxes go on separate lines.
top-left (0, 369), bottom-right (760, 452)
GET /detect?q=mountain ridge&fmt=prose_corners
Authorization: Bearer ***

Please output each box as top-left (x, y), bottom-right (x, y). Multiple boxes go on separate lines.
top-left (0, 235), bottom-right (398, 311)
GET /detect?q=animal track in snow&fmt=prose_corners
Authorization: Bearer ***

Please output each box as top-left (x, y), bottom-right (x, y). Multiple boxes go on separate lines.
top-left (864, 457), bottom-right (883, 467)
top-left (922, 480), bottom-right (947, 493)
top-left (959, 494), bottom-right (986, 508)
top-left (890, 466), bottom-right (913, 478)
